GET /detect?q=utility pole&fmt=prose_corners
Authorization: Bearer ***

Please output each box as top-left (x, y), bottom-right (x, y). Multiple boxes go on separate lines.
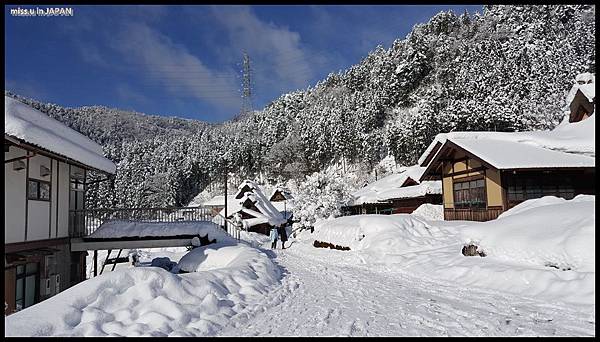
top-left (241, 51), bottom-right (253, 117)
top-left (224, 163), bottom-right (228, 233)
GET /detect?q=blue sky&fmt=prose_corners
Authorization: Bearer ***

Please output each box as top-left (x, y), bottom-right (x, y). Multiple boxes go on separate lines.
top-left (5, 5), bottom-right (483, 122)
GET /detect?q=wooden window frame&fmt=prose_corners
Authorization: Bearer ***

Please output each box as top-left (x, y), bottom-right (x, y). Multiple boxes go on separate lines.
top-left (15, 262), bottom-right (40, 311)
top-left (453, 177), bottom-right (486, 209)
top-left (27, 179), bottom-right (51, 202)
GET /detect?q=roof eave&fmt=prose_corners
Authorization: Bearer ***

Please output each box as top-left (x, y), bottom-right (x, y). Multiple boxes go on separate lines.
top-left (5, 134), bottom-right (115, 175)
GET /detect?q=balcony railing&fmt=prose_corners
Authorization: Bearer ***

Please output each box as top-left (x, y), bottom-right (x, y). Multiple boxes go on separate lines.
top-left (69, 206), bottom-right (227, 238)
top-left (444, 207), bottom-right (504, 222)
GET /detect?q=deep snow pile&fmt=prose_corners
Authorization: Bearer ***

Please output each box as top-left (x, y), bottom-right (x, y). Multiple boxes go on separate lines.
top-left (87, 220), bottom-right (230, 240)
top-left (411, 203), bottom-right (444, 221)
top-left (5, 242), bottom-right (281, 337)
top-left (460, 195), bottom-right (595, 272)
top-left (311, 214), bottom-right (454, 256)
top-left (308, 196), bottom-right (595, 306)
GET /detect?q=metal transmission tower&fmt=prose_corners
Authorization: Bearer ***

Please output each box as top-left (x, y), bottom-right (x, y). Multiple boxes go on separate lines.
top-left (240, 51), bottom-right (254, 117)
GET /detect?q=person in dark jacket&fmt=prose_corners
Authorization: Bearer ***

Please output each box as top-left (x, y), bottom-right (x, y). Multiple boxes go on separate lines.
top-left (278, 225), bottom-right (288, 249)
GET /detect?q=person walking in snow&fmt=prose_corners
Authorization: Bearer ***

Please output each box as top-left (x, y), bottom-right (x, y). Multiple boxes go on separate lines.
top-left (269, 227), bottom-right (278, 249)
top-left (278, 225), bottom-right (288, 249)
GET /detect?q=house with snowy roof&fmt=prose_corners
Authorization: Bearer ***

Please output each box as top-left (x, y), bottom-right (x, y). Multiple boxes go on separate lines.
top-left (269, 187), bottom-right (294, 221)
top-left (344, 165), bottom-right (442, 215)
top-left (202, 194), bottom-right (238, 217)
top-left (217, 180), bottom-right (287, 235)
top-left (4, 95), bottom-right (116, 315)
top-left (418, 75), bottom-right (595, 221)
top-left (567, 72), bottom-right (594, 123)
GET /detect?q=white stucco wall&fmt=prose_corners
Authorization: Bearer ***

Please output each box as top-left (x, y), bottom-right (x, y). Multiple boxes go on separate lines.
top-left (26, 154), bottom-right (52, 241)
top-left (5, 146), bottom-right (75, 243)
top-left (5, 146), bottom-right (27, 243)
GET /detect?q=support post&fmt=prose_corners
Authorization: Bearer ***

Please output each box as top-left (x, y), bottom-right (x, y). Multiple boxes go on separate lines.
top-left (93, 250), bottom-right (98, 277)
top-left (111, 249), bottom-right (123, 272)
top-left (100, 249), bottom-right (112, 275)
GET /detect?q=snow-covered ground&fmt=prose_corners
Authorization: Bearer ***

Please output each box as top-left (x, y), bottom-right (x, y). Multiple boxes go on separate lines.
top-left (5, 196), bottom-right (595, 336)
top-left (6, 240), bottom-right (281, 337)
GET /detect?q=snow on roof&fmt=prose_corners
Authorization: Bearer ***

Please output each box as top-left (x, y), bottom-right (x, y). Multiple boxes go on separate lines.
top-left (566, 73), bottom-right (595, 106)
top-left (202, 195), bottom-right (238, 208)
top-left (270, 187), bottom-right (293, 200)
top-left (376, 181), bottom-right (442, 201)
top-left (452, 138), bottom-right (595, 169)
top-left (4, 96), bottom-right (116, 174)
top-left (235, 179), bottom-right (259, 195)
top-left (87, 219), bottom-right (231, 240)
top-left (349, 166), bottom-right (432, 205)
top-left (418, 115), bottom-right (595, 172)
top-left (219, 182), bottom-right (286, 227)
top-left (575, 72), bottom-right (594, 84)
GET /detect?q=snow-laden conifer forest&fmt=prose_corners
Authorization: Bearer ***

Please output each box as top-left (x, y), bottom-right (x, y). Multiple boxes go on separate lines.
top-left (5, 5), bottom-right (595, 211)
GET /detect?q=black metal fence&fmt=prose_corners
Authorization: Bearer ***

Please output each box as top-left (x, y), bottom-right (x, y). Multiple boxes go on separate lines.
top-left (69, 206), bottom-right (227, 238)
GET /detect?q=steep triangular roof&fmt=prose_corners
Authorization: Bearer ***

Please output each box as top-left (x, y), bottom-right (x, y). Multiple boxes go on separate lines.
top-left (218, 180), bottom-right (286, 227)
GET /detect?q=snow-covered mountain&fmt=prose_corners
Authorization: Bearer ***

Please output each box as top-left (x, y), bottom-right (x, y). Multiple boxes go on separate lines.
top-left (5, 5), bottom-right (595, 209)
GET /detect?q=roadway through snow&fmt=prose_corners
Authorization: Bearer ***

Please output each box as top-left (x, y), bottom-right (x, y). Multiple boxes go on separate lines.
top-left (218, 241), bottom-right (595, 337)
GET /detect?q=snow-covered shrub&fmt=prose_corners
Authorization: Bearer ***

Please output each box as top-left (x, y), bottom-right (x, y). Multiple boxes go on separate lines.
top-left (288, 169), bottom-right (355, 232)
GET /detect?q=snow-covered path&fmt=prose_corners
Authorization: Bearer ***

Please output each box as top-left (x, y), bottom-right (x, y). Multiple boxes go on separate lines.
top-left (218, 242), bottom-right (595, 337)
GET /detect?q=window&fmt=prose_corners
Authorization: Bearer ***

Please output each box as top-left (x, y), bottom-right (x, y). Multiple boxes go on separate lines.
top-left (453, 178), bottom-right (486, 209)
top-left (15, 263), bottom-right (39, 311)
top-left (507, 174), bottom-right (575, 203)
top-left (27, 179), bottom-right (50, 201)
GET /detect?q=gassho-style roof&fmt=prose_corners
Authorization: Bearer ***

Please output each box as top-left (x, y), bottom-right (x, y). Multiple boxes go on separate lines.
top-left (568, 73), bottom-right (595, 104)
top-left (5, 95), bottom-right (116, 174)
top-left (349, 165), bottom-right (441, 206)
top-left (216, 180), bottom-right (287, 228)
top-left (418, 111), bottom-right (595, 181)
top-left (269, 187), bottom-right (293, 201)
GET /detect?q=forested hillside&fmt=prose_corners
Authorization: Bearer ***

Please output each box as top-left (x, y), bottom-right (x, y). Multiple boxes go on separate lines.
top-left (5, 5), bottom-right (595, 209)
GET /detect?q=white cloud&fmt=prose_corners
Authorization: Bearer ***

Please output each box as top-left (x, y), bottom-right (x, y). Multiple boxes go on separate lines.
top-left (210, 6), bottom-right (315, 88)
top-left (109, 22), bottom-right (241, 111)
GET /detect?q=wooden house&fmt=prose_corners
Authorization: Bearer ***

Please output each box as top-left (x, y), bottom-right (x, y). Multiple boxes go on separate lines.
top-left (567, 73), bottom-right (594, 123)
top-left (269, 187), bottom-right (294, 222)
top-left (218, 180), bottom-right (287, 235)
top-left (4, 96), bottom-right (116, 315)
top-left (419, 74), bottom-right (596, 221)
top-left (343, 166), bottom-right (442, 216)
top-left (418, 137), bottom-right (595, 221)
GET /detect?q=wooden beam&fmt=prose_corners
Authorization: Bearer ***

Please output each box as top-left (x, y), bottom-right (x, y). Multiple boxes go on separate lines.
top-left (4, 152), bottom-right (36, 164)
top-left (445, 166), bottom-right (487, 178)
top-left (5, 237), bottom-right (69, 253)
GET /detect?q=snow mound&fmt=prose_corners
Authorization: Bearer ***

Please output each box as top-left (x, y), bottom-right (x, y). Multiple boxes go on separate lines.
top-left (4, 96), bottom-right (116, 174)
top-left (312, 214), bottom-right (452, 255)
top-left (411, 203), bottom-right (444, 221)
top-left (87, 220), bottom-right (232, 241)
top-left (5, 243), bottom-right (281, 337)
top-left (461, 195), bottom-right (595, 272)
